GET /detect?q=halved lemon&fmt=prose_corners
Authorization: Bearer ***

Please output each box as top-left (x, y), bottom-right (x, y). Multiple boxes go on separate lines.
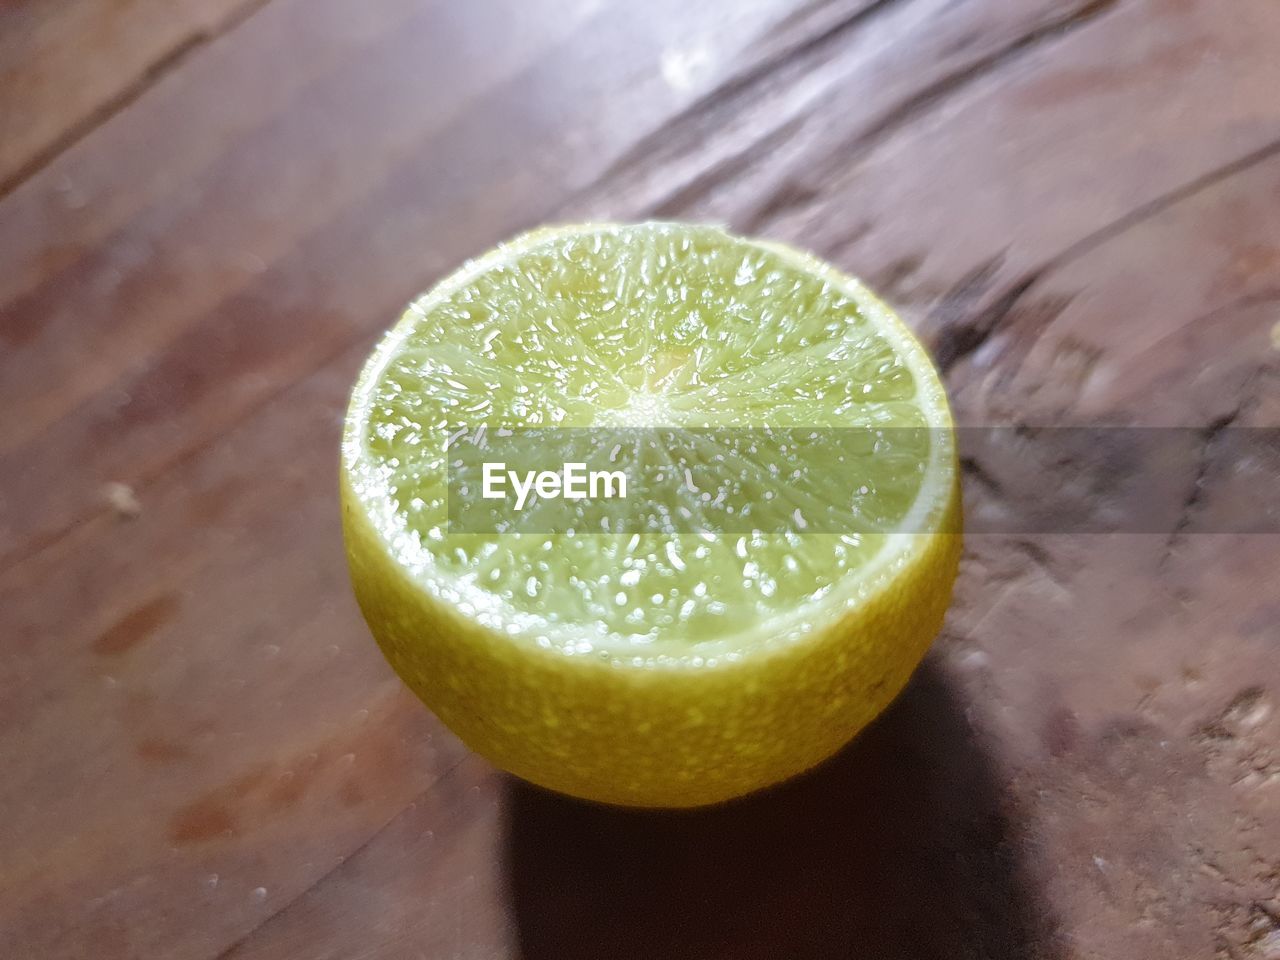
top-left (342, 223), bottom-right (960, 807)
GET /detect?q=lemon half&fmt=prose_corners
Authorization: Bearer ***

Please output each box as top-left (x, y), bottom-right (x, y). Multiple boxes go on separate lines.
top-left (342, 223), bottom-right (960, 807)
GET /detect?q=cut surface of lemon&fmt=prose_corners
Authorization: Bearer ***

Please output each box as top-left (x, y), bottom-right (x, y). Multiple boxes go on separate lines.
top-left (342, 223), bottom-right (960, 807)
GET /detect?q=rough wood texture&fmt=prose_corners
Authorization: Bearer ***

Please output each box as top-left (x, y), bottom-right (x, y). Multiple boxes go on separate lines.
top-left (1, 1), bottom-right (1277, 958)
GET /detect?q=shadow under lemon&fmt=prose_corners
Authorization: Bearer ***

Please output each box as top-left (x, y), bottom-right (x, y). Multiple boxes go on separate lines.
top-left (502, 657), bottom-right (1060, 960)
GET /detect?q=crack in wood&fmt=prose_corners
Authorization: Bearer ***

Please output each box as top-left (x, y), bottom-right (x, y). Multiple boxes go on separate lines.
top-left (934, 270), bottom-right (1039, 374)
top-left (645, 114), bottom-right (812, 218)
top-left (768, 0), bottom-right (879, 39)
top-left (591, 0), bottom-right (910, 195)
top-left (935, 136), bottom-right (1280, 377)
top-left (959, 454), bottom-right (1004, 497)
top-left (742, 0), bottom-right (1125, 232)
top-left (209, 755), bottom-right (477, 960)
top-left (1043, 135), bottom-right (1280, 281)
top-left (0, 0), bottom-right (276, 203)
top-left (1159, 380), bottom-right (1259, 571)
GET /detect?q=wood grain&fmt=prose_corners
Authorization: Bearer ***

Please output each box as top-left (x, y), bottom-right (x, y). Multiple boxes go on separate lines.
top-left (0, 0), bottom-right (270, 197)
top-left (0, 0), bottom-right (868, 563)
top-left (1, 0), bottom-right (1278, 957)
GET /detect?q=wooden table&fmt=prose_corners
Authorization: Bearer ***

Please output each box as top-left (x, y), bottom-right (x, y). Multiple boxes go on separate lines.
top-left (3, 1), bottom-right (1279, 957)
